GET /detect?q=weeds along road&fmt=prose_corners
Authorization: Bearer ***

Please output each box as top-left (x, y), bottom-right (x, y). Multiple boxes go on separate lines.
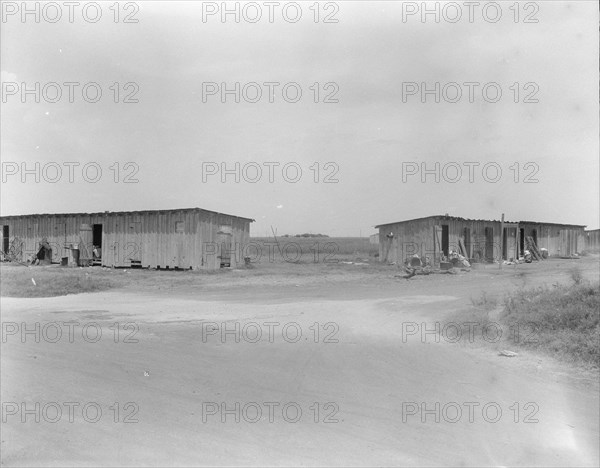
top-left (1, 260), bottom-right (599, 466)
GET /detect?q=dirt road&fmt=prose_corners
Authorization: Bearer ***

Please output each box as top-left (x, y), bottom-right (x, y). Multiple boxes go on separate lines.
top-left (1, 260), bottom-right (598, 466)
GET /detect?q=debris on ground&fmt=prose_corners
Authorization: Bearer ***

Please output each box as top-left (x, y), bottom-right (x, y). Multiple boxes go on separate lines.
top-left (396, 253), bottom-right (470, 279)
top-left (525, 236), bottom-right (544, 261)
top-left (401, 254), bottom-right (433, 279)
top-left (499, 350), bottom-right (518, 357)
top-left (448, 250), bottom-right (471, 268)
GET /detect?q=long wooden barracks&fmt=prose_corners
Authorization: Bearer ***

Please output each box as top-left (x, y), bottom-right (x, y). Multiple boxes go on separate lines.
top-left (0, 208), bottom-right (254, 269)
top-left (376, 215), bottom-right (587, 265)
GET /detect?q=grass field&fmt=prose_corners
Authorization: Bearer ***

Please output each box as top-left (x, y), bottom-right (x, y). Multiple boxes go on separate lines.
top-left (0, 237), bottom-right (381, 298)
top-left (249, 236), bottom-right (378, 263)
top-left (0, 265), bottom-right (114, 297)
top-left (501, 280), bottom-right (600, 367)
top-left (444, 268), bottom-right (600, 369)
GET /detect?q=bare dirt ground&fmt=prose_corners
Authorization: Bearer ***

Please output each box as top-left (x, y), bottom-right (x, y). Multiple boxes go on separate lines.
top-left (1, 257), bottom-right (599, 467)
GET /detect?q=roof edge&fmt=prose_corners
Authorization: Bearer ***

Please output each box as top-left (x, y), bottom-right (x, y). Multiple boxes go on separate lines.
top-left (0, 207), bottom-right (255, 223)
top-left (375, 215), bottom-right (586, 229)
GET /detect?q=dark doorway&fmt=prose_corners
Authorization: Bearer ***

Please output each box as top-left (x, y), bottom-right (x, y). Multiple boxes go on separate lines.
top-left (2, 226), bottom-right (8, 254)
top-left (92, 224), bottom-right (103, 247)
top-left (485, 227), bottom-right (494, 262)
top-left (531, 229), bottom-right (538, 246)
top-left (92, 224), bottom-right (103, 264)
top-left (441, 225), bottom-right (449, 257)
top-left (519, 228), bottom-right (525, 256)
top-left (463, 227), bottom-right (471, 258)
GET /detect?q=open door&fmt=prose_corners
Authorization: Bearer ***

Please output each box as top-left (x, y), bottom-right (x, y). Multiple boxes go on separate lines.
top-left (519, 228), bottom-right (525, 256)
top-left (92, 224), bottom-right (103, 265)
top-left (217, 224), bottom-right (233, 267)
top-left (433, 225), bottom-right (443, 264)
top-left (502, 225), bottom-right (518, 260)
top-left (441, 225), bottom-right (449, 256)
top-left (485, 227), bottom-right (494, 262)
top-left (2, 226), bottom-right (8, 255)
top-left (127, 222), bottom-right (142, 267)
top-left (79, 224), bottom-right (93, 265)
top-left (463, 227), bottom-right (471, 258)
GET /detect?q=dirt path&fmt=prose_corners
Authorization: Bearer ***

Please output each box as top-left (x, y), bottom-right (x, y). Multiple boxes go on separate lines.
top-left (1, 260), bottom-right (599, 466)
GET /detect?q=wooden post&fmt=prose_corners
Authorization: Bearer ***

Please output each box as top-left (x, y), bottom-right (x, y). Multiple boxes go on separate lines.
top-left (499, 213), bottom-right (504, 269)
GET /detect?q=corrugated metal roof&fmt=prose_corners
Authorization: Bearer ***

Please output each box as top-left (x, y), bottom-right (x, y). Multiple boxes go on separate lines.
top-left (518, 221), bottom-right (587, 228)
top-left (375, 214), bottom-right (508, 228)
top-left (0, 207), bottom-right (255, 222)
top-left (375, 214), bottom-right (585, 229)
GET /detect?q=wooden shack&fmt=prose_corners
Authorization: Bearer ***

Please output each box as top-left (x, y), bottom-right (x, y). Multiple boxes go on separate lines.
top-left (518, 221), bottom-right (587, 259)
top-left (376, 215), bottom-right (586, 265)
top-left (0, 208), bottom-right (254, 269)
top-left (585, 229), bottom-right (600, 253)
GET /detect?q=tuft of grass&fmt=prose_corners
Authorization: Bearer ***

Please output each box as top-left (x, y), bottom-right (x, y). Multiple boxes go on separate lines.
top-left (501, 282), bottom-right (600, 367)
top-left (0, 266), bottom-right (114, 297)
top-left (470, 291), bottom-right (497, 310)
top-left (439, 292), bottom-right (499, 343)
top-left (569, 267), bottom-right (584, 285)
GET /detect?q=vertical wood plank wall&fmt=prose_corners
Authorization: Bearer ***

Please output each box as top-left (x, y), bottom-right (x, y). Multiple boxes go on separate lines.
top-left (379, 218), bottom-right (585, 264)
top-left (585, 230), bottom-right (600, 252)
top-left (0, 210), bottom-right (251, 269)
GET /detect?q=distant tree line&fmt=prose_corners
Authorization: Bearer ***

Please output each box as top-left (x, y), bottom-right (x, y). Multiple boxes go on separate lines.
top-left (280, 233), bottom-right (330, 238)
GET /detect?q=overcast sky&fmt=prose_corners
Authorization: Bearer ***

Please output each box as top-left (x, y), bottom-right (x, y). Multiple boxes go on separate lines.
top-left (1, 1), bottom-right (598, 235)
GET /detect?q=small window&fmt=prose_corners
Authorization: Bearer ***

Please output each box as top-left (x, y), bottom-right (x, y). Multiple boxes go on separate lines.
top-left (175, 221), bottom-right (184, 233)
top-left (218, 225), bottom-right (232, 235)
